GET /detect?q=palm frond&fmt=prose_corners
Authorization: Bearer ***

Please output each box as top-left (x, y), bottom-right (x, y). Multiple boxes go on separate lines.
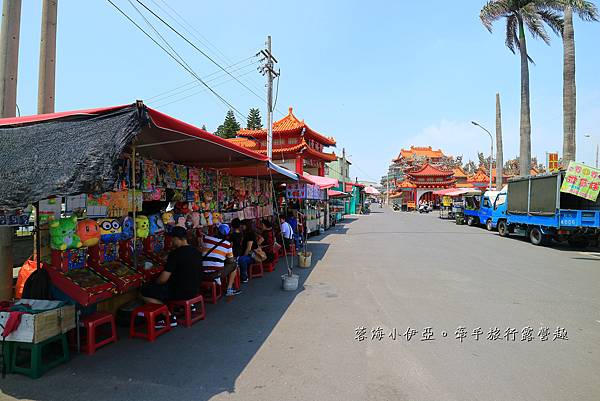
top-left (569, 0), bottom-right (600, 21)
top-left (481, 0), bottom-right (513, 31)
top-left (505, 14), bottom-right (520, 53)
top-left (521, 5), bottom-right (552, 44)
top-left (538, 9), bottom-right (565, 35)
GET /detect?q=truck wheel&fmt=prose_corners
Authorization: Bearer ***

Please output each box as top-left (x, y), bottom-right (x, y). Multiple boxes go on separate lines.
top-left (467, 217), bottom-right (474, 226)
top-left (486, 219), bottom-right (493, 231)
top-left (498, 221), bottom-right (509, 237)
top-left (529, 227), bottom-right (547, 246)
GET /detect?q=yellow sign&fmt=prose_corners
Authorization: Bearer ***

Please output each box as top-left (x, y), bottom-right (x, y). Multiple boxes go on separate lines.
top-left (442, 196), bottom-right (452, 207)
top-left (547, 152), bottom-right (559, 172)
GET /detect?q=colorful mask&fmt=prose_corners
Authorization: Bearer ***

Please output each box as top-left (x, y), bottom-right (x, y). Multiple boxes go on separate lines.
top-left (149, 213), bottom-right (165, 235)
top-left (135, 215), bottom-right (150, 238)
top-left (120, 216), bottom-right (134, 240)
top-left (49, 216), bottom-right (83, 250)
top-left (98, 218), bottom-right (122, 243)
top-left (191, 211), bottom-right (201, 228)
top-left (174, 214), bottom-right (186, 228)
top-left (76, 219), bottom-right (101, 247)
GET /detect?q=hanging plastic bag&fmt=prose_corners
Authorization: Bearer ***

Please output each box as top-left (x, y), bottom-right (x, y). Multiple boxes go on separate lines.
top-left (15, 258), bottom-right (38, 299)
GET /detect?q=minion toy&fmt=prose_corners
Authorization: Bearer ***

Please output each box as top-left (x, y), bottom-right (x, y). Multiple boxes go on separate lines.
top-left (136, 215), bottom-right (150, 238)
top-left (98, 218), bottom-right (122, 243)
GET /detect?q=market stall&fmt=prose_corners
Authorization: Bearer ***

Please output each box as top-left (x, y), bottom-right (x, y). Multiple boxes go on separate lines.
top-left (0, 102), bottom-right (277, 307)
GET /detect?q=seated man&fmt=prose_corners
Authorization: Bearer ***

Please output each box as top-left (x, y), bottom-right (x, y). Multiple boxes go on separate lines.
top-left (202, 224), bottom-right (241, 297)
top-left (140, 226), bottom-right (204, 327)
top-left (231, 218), bottom-right (253, 283)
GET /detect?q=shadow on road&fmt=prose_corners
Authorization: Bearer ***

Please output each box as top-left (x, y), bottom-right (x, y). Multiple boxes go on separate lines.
top-left (0, 222), bottom-right (343, 401)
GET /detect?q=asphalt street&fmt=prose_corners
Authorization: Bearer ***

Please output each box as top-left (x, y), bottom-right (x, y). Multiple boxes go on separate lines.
top-left (1, 208), bottom-right (599, 401)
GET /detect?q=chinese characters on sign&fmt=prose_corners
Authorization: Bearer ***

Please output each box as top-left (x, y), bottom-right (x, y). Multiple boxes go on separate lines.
top-left (560, 161), bottom-right (600, 201)
top-left (354, 326), bottom-right (568, 343)
top-left (546, 152), bottom-right (559, 172)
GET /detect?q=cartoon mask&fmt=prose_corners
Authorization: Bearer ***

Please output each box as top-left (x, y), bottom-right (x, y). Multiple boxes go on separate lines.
top-left (120, 216), bottom-right (134, 240)
top-left (135, 215), bottom-right (150, 238)
top-left (174, 214), bottom-right (186, 228)
top-left (49, 216), bottom-right (83, 250)
top-left (76, 219), bottom-right (100, 247)
top-left (98, 218), bottom-right (122, 243)
top-left (191, 211), bottom-right (201, 228)
top-left (149, 213), bottom-right (165, 235)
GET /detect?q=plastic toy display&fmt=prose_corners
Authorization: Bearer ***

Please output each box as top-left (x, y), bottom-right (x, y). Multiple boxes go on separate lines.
top-left (135, 215), bottom-right (149, 238)
top-left (49, 216), bottom-right (83, 250)
top-left (120, 216), bottom-right (134, 240)
top-left (98, 218), bottom-right (122, 243)
top-left (76, 219), bottom-right (101, 247)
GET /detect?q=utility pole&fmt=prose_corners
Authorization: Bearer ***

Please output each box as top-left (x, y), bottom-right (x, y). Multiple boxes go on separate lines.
top-left (38, 0), bottom-right (58, 114)
top-left (259, 35), bottom-right (279, 160)
top-left (0, 0), bottom-right (22, 300)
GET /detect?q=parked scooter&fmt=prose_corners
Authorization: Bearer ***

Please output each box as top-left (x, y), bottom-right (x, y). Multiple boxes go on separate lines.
top-left (418, 204), bottom-right (430, 214)
top-left (392, 203), bottom-right (401, 211)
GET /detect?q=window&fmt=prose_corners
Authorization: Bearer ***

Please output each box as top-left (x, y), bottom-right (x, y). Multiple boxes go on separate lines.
top-left (483, 198), bottom-right (491, 208)
top-left (494, 194), bottom-right (507, 210)
top-left (273, 138), bottom-right (284, 146)
top-left (288, 137), bottom-right (299, 145)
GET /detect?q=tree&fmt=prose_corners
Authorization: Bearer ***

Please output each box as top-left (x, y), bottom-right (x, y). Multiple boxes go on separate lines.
top-left (215, 110), bottom-right (241, 138)
top-left (480, 1), bottom-right (563, 176)
top-left (246, 108), bottom-right (263, 130)
top-left (554, 1), bottom-right (598, 163)
top-left (496, 93), bottom-right (504, 187)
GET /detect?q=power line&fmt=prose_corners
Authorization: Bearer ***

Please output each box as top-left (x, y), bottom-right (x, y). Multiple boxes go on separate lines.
top-left (152, 69), bottom-right (258, 109)
top-left (153, 0), bottom-right (233, 66)
top-left (146, 56), bottom-right (256, 101)
top-left (106, 0), bottom-right (246, 120)
top-left (147, 60), bottom-right (259, 104)
top-left (135, 0), bottom-right (271, 108)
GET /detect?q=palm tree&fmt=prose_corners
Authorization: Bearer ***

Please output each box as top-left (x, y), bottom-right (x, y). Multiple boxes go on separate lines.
top-left (554, 1), bottom-right (598, 164)
top-left (496, 93), bottom-right (504, 187)
top-left (481, 1), bottom-right (563, 177)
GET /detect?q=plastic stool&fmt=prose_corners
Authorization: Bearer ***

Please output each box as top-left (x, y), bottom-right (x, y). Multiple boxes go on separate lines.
top-left (249, 262), bottom-right (263, 279)
top-left (200, 280), bottom-right (222, 304)
top-left (10, 333), bottom-right (69, 379)
top-left (168, 295), bottom-right (205, 327)
top-left (263, 261), bottom-right (275, 272)
top-left (78, 312), bottom-right (117, 355)
top-left (129, 304), bottom-right (171, 341)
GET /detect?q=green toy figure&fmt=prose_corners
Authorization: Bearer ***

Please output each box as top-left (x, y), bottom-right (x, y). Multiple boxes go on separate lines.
top-left (49, 216), bottom-right (83, 251)
top-left (135, 215), bottom-right (150, 238)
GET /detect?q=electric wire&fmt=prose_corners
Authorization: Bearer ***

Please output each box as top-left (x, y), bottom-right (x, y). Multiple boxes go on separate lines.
top-left (146, 56), bottom-right (257, 101)
top-left (106, 0), bottom-right (247, 120)
top-left (135, 0), bottom-right (270, 108)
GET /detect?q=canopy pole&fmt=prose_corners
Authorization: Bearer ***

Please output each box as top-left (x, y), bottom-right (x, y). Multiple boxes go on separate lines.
top-left (132, 146), bottom-right (137, 270)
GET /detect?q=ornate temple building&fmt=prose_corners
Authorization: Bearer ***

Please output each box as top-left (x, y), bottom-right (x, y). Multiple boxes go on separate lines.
top-left (228, 107), bottom-right (336, 176)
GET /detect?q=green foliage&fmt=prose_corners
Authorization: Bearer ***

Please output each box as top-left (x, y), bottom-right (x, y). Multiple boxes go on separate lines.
top-left (215, 110), bottom-right (241, 138)
top-left (246, 108), bottom-right (263, 130)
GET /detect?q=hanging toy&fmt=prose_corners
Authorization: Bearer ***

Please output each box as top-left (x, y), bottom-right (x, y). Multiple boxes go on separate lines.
top-left (135, 215), bottom-right (150, 238)
top-left (191, 211), bottom-right (201, 228)
top-left (120, 216), bottom-right (135, 240)
top-left (148, 213), bottom-right (165, 235)
top-left (174, 214), bottom-right (187, 228)
top-left (98, 218), bottom-right (122, 243)
top-left (76, 219), bottom-right (101, 247)
top-left (50, 216), bottom-right (83, 250)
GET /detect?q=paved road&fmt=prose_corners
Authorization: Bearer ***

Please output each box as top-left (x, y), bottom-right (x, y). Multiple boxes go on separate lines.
top-left (2, 208), bottom-right (599, 401)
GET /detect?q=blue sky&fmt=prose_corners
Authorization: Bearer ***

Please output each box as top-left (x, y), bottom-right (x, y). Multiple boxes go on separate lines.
top-left (15, 0), bottom-right (600, 182)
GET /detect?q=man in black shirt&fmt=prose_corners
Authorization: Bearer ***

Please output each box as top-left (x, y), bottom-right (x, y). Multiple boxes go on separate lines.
top-left (141, 226), bottom-right (204, 326)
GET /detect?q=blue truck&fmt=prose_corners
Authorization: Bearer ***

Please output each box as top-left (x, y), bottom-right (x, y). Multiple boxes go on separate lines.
top-left (492, 172), bottom-right (600, 246)
top-left (463, 190), bottom-right (502, 231)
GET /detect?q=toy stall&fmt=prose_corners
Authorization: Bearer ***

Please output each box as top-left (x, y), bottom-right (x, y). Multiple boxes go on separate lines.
top-left (0, 102), bottom-right (287, 376)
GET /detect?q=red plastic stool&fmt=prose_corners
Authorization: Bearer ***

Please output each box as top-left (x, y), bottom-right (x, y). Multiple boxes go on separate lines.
top-left (288, 244), bottom-right (297, 256)
top-left (263, 261), bottom-right (275, 273)
top-left (129, 304), bottom-right (171, 341)
top-left (249, 262), bottom-right (263, 279)
top-left (200, 280), bottom-right (223, 304)
top-left (168, 295), bottom-right (205, 327)
top-left (78, 312), bottom-right (117, 355)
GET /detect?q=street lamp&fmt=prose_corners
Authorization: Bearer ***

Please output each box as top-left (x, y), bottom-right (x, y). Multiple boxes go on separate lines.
top-left (471, 121), bottom-right (494, 190)
top-left (584, 134), bottom-right (598, 168)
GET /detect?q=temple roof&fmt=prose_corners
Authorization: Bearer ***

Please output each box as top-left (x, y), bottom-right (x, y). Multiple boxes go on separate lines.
top-left (452, 167), bottom-right (468, 179)
top-left (407, 163), bottom-right (453, 177)
top-left (468, 168), bottom-right (490, 183)
top-left (226, 136), bottom-right (337, 162)
top-left (394, 146), bottom-right (445, 162)
top-left (237, 107), bottom-right (336, 146)
top-left (397, 179), bottom-right (417, 189)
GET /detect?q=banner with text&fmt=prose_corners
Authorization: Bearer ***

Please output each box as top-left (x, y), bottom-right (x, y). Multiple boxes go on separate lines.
top-left (560, 161), bottom-right (600, 201)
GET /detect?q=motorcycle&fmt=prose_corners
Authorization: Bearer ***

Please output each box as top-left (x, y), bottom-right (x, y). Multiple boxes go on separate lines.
top-left (418, 204), bottom-right (430, 214)
top-left (392, 203), bottom-right (401, 211)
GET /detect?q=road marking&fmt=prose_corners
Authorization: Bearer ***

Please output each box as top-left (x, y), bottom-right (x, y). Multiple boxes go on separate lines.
top-left (579, 252), bottom-right (600, 259)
